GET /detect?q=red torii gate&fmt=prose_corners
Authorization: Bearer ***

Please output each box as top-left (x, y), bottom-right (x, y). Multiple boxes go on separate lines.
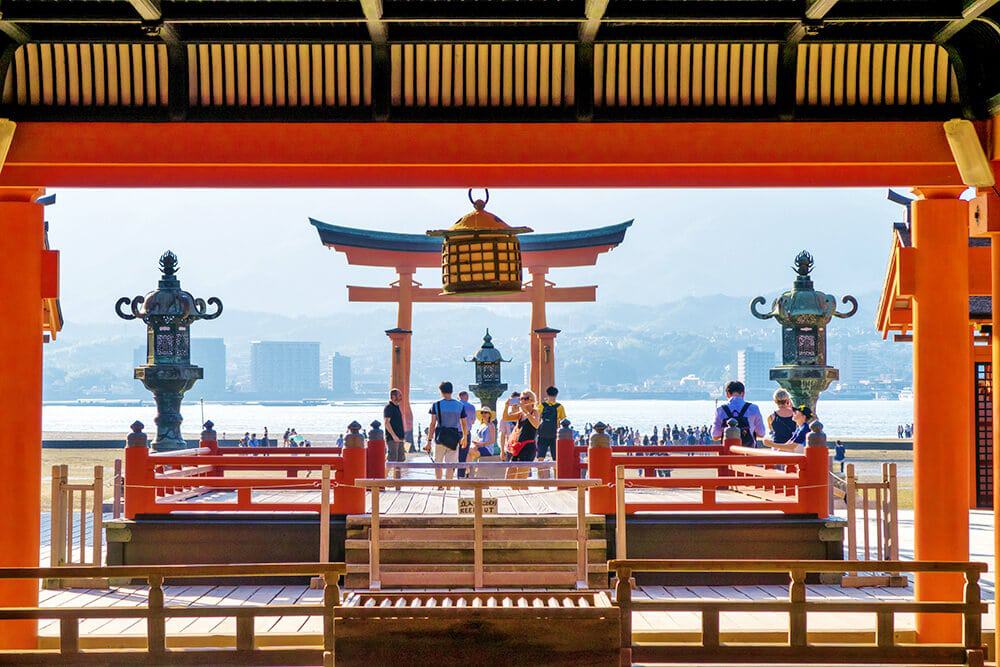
top-left (311, 218), bottom-right (632, 432)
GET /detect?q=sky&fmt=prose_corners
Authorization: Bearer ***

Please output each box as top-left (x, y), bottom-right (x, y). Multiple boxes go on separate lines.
top-left (45, 187), bottom-right (907, 324)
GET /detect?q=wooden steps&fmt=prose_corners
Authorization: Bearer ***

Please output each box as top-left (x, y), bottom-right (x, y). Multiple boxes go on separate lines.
top-left (345, 514), bottom-right (608, 589)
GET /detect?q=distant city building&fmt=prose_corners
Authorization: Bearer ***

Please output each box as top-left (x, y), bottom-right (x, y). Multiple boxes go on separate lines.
top-left (843, 348), bottom-right (875, 385)
top-left (251, 341), bottom-right (321, 396)
top-left (134, 338), bottom-right (227, 398)
top-left (330, 353), bottom-right (353, 397)
top-left (737, 348), bottom-right (775, 395)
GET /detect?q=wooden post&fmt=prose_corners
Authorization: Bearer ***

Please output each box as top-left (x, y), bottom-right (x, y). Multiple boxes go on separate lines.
top-left (113, 459), bottom-right (123, 519)
top-left (320, 465), bottom-right (331, 564)
top-left (886, 463), bottom-right (900, 560)
top-left (59, 618), bottom-right (79, 655)
top-left (474, 486), bottom-right (484, 589)
top-left (236, 614), bottom-right (254, 652)
top-left (963, 569), bottom-right (982, 652)
top-left (804, 422), bottom-right (829, 518)
top-left (92, 465), bottom-right (103, 566)
top-left (576, 484), bottom-right (587, 589)
top-left (911, 187), bottom-right (971, 643)
top-left (366, 421), bottom-right (387, 480)
top-left (846, 463), bottom-right (857, 562)
top-left (556, 422), bottom-right (576, 479)
top-left (147, 573), bottom-right (166, 654)
top-left (125, 422), bottom-right (153, 519)
top-left (615, 566), bottom-right (632, 655)
top-left (340, 423), bottom-right (367, 514)
top-left (50, 465), bottom-right (64, 568)
top-left (587, 423), bottom-right (614, 514)
top-left (323, 571), bottom-right (340, 666)
top-left (615, 465), bottom-right (626, 561)
top-left (788, 568), bottom-right (807, 647)
top-left (370, 486), bottom-right (381, 590)
top-left (702, 605), bottom-right (720, 649)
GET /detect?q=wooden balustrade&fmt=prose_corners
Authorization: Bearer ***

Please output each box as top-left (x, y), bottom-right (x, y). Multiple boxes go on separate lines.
top-left (609, 559), bottom-right (987, 666)
top-left (353, 478), bottom-right (600, 591)
top-left (843, 462), bottom-right (905, 587)
top-left (557, 439), bottom-right (727, 479)
top-left (0, 562), bottom-right (346, 666)
top-left (47, 465), bottom-right (106, 589)
top-left (124, 440), bottom-right (365, 517)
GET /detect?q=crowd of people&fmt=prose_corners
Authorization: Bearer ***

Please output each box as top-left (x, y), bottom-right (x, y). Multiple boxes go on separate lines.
top-left (897, 423), bottom-right (913, 438)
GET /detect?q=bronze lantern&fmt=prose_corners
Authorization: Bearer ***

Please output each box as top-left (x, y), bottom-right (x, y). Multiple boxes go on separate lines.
top-left (427, 189), bottom-right (532, 295)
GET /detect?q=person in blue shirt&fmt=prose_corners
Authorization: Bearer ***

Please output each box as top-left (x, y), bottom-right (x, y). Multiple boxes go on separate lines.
top-left (777, 404), bottom-right (818, 453)
top-left (711, 381), bottom-right (766, 445)
top-left (424, 381), bottom-right (469, 481)
top-left (456, 391), bottom-right (478, 478)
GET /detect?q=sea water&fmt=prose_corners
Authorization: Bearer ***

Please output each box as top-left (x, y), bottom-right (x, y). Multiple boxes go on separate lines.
top-left (43, 398), bottom-right (913, 439)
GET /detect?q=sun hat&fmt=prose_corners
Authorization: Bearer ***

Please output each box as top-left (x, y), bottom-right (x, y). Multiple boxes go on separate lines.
top-left (792, 404), bottom-right (815, 419)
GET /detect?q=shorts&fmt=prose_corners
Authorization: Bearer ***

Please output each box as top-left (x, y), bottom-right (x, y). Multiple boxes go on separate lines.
top-left (511, 441), bottom-right (537, 462)
top-left (387, 440), bottom-right (406, 462)
top-left (535, 436), bottom-right (557, 460)
top-left (434, 444), bottom-right (459, 464)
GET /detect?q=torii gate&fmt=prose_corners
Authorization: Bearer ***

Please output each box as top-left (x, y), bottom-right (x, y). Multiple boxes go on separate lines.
top-left (311, 218), bottom-right (632, 435)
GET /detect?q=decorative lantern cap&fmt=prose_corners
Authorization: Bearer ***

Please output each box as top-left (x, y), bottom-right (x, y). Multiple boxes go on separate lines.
top-left (466, 329), bottom-right (511, 364)
top-left (427, 189), bottom-right (532, 237)
top-left (750, 250), bottom-right (858, 327)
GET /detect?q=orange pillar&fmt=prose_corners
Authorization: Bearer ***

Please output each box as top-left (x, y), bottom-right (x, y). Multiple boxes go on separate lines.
top-left (969, 188), bottom-right (1000, 643)
top-left (392, 267), bottom-right (415, 439)
top-left (386, 328), bottom-right (413, 436)
top-left (0, 188), bottom-right (46, 649)
top-left (534, 327), bottom-right (559, 394)
top-left (911, 186), bottom-right (971, 643)
top-left (528, 268), bottom-right (548, 397)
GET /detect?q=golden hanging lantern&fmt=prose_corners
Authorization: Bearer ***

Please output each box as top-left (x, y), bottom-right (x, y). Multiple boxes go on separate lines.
top-left (427, 189), bottom-right (533, 295)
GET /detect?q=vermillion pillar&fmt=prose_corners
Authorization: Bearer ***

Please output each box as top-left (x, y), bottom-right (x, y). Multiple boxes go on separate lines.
top-left (911, 186), bottom-right (971, 643)
top-left (0, 188), bottom-right (46, 648)
top-left (528, 268), bottom-right (548, 397)
top-left (386, 328), bottom-right (413, 438)
top-left (534, 327), bottom-right (560, 395)
top-left (968, 188), bottom-right (1000, 643)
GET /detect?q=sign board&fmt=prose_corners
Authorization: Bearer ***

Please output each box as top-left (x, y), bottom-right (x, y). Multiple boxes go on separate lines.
top-left (458, 497), bottom-right (498, 515)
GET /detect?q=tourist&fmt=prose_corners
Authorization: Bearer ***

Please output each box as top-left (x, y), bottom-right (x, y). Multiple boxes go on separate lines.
top-left (384, 388), bottom-right (407, 471)
top-left (897, 424), bottom-right (904, 439)
top-left (535, 386), bottom-right (566, 475)
top-left (240, 432), bottom-right (250, 447)
top-left (424, 381), bottom-right (469, 480)
top-left (470, 407), bottom-right (500, 478)
top-left (249, 432), bottom-right (259, 448)
top-left (711, 381), bottom-right (765, 445)
top-left (763, 389), bottom-right (796, 447)
top-left (336, 433), bottom-right (344, 448)
top-left (457, 391), bottom-right (477, 479)
top-left (499, 392), bottom-right (521, 452)
top-left (770, 404), bottom-right (818, 453)
top-left (262, 427), bottom-right (269, 447)
top-left (505, 390), bottom-right (540, 479)
top-left (282, 428), bottom-right (291, 447)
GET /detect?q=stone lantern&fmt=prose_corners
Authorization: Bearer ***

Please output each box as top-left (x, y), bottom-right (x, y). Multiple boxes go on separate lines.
top-left (427, 189), bottom-right (532, 295)
top-left (466, 329), bottom-right (510, 412)
top-left (750, 250), bottom-right (857, 412)
top-left (116, 251), bottom-right (222, 451)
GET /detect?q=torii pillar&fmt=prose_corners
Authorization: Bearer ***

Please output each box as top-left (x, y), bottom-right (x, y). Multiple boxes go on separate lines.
top-left (0, 187), bottom-right (48, 648)
top-left (910, 186), bottom-right (971, 643)
top-left (528, 267), bottom-right (557, 398)
top-left (388, 267), bottom-right (415, 441)
top-left (534, 327), bottom-right (560, 397)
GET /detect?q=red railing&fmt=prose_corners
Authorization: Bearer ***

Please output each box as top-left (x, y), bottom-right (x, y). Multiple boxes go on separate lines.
top-left (124, 430), bottom-right (367, 518)
top-left (556, 437), bottom-right (727, 480)
top-left (585, 432), bottom-right (829, 517)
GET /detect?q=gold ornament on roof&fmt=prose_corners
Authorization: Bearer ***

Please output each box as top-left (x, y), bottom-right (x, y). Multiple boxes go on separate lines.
top-left (427, 189), bottom-right (532, 295)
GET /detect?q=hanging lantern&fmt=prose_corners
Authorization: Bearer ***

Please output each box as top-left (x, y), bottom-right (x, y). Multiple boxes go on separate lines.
top-left (427, 189), bottom-right (532, 295)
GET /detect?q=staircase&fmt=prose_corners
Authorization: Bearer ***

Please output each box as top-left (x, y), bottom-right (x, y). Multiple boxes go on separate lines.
top-left (345, 514), bottom-right (608, 589)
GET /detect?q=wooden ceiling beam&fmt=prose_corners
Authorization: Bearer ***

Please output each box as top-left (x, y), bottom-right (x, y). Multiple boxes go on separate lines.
top-left (359, 0), bottom-right (390, 120)
top-left (0, 19), bottom-right (30, 45)
top-left (123, 0), bottom-right (180, 44)
top-left (576, 0), bottom-right (609, 122)
top-left (935, 0), bottom-right (1000, 43)
top-left (777, 0), bottom-right (841, 120)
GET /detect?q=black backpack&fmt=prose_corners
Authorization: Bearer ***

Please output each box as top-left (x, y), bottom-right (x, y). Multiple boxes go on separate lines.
top-left (538, 402), bottom-right (562, 438)
top-left (721, 403), bottom-right (756, 446)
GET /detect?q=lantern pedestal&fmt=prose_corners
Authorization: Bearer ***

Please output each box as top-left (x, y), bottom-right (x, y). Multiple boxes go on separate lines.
top-left (769, 365), bottom-right (839, 414)
top-left (136, 365), bottom-right (203, 451)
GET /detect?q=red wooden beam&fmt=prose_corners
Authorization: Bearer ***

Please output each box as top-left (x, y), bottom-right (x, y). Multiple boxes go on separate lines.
top-left (347, 284), bottom-right (598, 303)
top-left (1, 121), bottom-right (990, 188)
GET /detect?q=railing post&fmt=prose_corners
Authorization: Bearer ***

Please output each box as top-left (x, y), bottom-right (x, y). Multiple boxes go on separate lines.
top-left (963, 568), bottom-right (983, 655)
top-left (367, 420), bottom-right (386, 480)
top-left (50, 464), bottom-right (64, 568)
top-left (576, 483), bottom-right (588, 589)
top-left (556, 420), bottom-right (576, 479)
top-left (788, 568), bottom-right (807, 647)
top-left (370, 485), bottom-right (381, 591)
top-left (92, 465), bottom-right (103, 566)
top-left (124, 421), bottom-right (153, 519)
top-left (200, 420), bottom-right (223, 478)
top-left (339, 421), bottom-right (367, 514)
top-left (323, 570), bottom-right (340, 667)
top-left (113, 459), bottom-right (123, 519)
top-left (147, 573), bottom-right (166, 654)
top-left (804, 421), bottom-right (830, 518)
top-left (587, 422), bottom-right (614, 514)
top-left (474, 486), bottom-right (484, 589)
top-left (615, 565), bottom-right (633, 663)
top-left (720, 418), bottom-right (741, 479)
top-left (615, 465), bottom-right (626, 561)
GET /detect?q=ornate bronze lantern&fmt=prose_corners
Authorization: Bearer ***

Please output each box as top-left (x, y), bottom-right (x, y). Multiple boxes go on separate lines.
top-left (751, 251), bottom-right (857, 411)
top-left (427, 189), bottom-right (532, 295)
top-left (466, 329), bottom-right (510, 412)
top-left (116, 251), bottom-right (222, 451)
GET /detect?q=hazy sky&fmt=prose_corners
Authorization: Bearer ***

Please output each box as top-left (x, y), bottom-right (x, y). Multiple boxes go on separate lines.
top-left (47, 188), bottom-right (907, 323)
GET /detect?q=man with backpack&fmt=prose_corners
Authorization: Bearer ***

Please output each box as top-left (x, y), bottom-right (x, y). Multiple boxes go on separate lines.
top-left (424, 381), bottom-right (469, 480)
top-left (711, 381), bottom-right (765, 446)
top-left (535, 386), bottom-right (566, 475)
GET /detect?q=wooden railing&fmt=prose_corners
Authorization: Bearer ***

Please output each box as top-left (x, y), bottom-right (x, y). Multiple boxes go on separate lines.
top-left (0, 562), bottom-right (346, 666)
top-left (609, 559), bottom-right (987, 667)
top-left (124, 428), bottom-right (365, 517)
top-left (354, 477), bottom-right (600, 590)
top-left (557, 437), bottom-right (727, 479)
top-left (843, 462), bottom-right (904, 587)
top-left (48, 465), bottom-right (103, 572)
top-left (608, 444), bottom-right (828, 516)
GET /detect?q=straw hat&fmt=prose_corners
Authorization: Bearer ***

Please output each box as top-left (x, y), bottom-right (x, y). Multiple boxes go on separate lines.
top-left (478, 406), bottom-right (494, 416)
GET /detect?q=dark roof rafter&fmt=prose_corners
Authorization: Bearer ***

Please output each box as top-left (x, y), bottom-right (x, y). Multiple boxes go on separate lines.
top-left (935, 0), bottom-right (1000, 43)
